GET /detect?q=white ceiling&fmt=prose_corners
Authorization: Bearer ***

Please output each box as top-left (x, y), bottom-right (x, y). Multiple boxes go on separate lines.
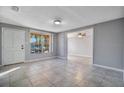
top-left (0, 6), bottom-right (124, 33)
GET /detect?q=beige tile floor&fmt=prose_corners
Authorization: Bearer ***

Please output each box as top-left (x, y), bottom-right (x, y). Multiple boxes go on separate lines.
top-left (0, 56), bottom-right (124, 87)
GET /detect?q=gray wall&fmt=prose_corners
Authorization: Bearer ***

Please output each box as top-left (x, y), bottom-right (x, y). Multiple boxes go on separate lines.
top-left (0, 23), bottom-right (57, 64)
top-left (0, 24), bottom-right (2, 65)
top-left (123, 30), bottom-right (124, 69)
top-left (94, 19), bottom-right (124, 69)
top-left (57, 32), bottom-right (67, 59)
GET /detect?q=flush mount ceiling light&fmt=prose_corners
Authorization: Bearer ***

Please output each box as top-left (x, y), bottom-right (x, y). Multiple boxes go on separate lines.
top-left (53, 19), bottom-right (61, 25)
top-left (53, 17), bottom-right (62, 25)
top-left (11, 6), bottom-right (19, 12)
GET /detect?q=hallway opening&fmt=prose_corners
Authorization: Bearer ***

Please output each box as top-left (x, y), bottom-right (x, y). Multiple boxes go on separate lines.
top-left (67, 28), bottom-right (94, 64)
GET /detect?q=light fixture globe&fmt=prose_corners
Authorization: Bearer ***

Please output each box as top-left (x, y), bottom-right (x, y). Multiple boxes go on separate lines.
top-left (53, 19), bottom-right (61, 25)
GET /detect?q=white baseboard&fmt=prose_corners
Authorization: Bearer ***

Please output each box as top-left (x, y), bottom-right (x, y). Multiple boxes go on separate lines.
top-left (68, 54), bottom-right (92, 58)
top-left (93, 64), bottom-right (124, 81)
top-left (25, 56), bottom-right (57, 63)
top-left (93, 64), bottom-right (124, 72)
top-left (56, 56), bottom-right (67, 60)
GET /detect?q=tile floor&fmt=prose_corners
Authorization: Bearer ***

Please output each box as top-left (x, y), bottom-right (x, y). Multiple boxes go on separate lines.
top-left (0, 56), bottom-right (124, 87)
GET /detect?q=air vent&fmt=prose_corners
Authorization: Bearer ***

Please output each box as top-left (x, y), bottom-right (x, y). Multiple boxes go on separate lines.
top-left (11, 6), bottom-right (19, 12)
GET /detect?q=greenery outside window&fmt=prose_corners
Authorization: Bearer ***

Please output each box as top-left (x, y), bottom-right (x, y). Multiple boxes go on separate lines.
top-left (30, 31), bottom-right (51, 54)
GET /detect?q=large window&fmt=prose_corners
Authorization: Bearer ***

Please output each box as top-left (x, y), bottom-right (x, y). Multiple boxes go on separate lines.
top-left (30, 31), bottom-right (51, 54)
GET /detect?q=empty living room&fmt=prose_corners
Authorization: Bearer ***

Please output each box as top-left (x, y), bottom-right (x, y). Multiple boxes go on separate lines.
top-left (0, 2), bottom-right (124, 90)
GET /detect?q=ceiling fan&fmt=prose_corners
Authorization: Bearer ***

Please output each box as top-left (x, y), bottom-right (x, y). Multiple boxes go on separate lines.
top-left (78, 33), bottom-right (86, 38)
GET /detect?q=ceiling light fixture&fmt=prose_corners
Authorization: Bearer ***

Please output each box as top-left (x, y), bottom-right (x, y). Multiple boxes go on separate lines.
top-left (78, 33), bottom-right (86, 38)
top-left (78, 33), bottom-right (83, 38)
top-left (54, 19), bottom-right (61, 25)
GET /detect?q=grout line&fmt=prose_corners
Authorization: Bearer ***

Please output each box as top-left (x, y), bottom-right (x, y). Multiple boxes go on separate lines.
top-left (28, 78), bottom-right (33, 87)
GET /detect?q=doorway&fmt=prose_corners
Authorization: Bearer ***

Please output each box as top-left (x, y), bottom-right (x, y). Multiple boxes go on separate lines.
top-left (2, 27), bottom-right (25, 65)
top-left (67, 28), bottom-right (94, 64)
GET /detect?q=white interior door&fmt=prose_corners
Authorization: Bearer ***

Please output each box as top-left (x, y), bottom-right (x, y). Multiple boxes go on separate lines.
top-left (2, 27), bottom-right (25, 65)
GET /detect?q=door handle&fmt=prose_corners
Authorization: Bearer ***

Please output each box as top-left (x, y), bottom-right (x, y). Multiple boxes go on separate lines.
top-left (21, 45), bottom-right (24, 50)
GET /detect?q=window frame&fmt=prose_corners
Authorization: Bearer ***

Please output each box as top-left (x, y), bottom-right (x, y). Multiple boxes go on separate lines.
top-left (30, 30), bottom-right (53, 54)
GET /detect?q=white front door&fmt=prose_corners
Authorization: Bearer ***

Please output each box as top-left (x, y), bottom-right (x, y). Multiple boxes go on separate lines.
top-left (2, 27), bottom-right (25, 65)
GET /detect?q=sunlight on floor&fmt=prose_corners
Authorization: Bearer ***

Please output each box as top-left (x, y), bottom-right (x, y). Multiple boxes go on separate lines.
top-left (0, 67), bottom-right (21, 77)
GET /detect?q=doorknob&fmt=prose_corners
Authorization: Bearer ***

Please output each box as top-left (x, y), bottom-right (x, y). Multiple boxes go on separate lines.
top-left (21, 45), bottom-right (24, 50)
